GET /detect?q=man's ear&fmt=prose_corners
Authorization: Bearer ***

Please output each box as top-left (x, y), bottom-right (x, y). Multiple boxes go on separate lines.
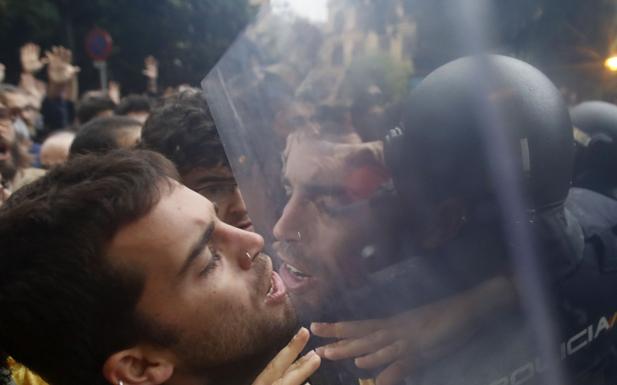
top-left (102, 346), bottom-right (174, 385)
top-left (420, 198), bottom-right (467, 250)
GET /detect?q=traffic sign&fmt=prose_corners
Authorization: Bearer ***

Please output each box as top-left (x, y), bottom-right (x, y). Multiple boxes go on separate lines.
top-left (85, 27), bottom-right (113, 61)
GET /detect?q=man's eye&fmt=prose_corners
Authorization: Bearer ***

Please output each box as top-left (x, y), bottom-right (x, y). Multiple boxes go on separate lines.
top-left (313, 191), bottom-right (352, 215)
top-left (200, 248), bottom-right (221, 276)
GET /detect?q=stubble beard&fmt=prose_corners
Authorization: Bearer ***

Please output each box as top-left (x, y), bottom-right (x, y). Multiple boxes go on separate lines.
top-left (176, 302), bottom-right (298, 385)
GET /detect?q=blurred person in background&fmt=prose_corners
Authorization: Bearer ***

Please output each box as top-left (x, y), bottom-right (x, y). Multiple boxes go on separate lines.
top-left (0, 100), bottom-right (44, 194)
top-left (0, 85), bottom-right (40, 166)
top-left (40, 46), bottom-right (79, 137)
top-left (0, 85), bottom-right (41, 141)
top-left (75, 94), bottom-right (116, 125)
top-left (570, 101), bottom-right (617, 200)
top-left (115, 94), bottom-right (152, 124)
top-left (69, 116), bottom-right (142, 157)
top-left (141, 89), bottom-right (253, 231)
top-left (39, 130), bottom-right (75, 169)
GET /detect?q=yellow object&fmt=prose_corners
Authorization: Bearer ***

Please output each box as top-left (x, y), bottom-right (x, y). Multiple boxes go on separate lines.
top-left (605, 56), bottom-right (617, 71)
top-left (6, 357), bottom-right (49, 385)
top-left (358, 378), bottom-right (376, 385)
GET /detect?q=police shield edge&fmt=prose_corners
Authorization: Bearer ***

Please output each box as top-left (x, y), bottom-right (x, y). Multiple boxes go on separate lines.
top-left (203, 1), bottom-right (617, 384)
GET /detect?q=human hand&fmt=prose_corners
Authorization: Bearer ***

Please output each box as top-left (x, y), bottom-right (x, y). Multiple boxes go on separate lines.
top-left (0, 63), bottom-right (5, 83)
top-left (252, 327), bottom-right (321, 385)
top-left (311, 276), bottom-right (516, 385)
top-left (46, 46), bottom-right (80, 84)
top-left (142, 55), bottom-right (158, 79)
top-left (19, 72), bottom-right (46, 103)
top-left (108, 81), bottom-right (121, 104)
top-left (21, 43), bottom-right (47, 74)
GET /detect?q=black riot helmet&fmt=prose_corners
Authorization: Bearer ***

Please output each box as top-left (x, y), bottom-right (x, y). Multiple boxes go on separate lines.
top-left (571, 101), bottom-right (617, 139)
top-left (570, 101), bottom-right (617, 198)
top-left (385, 55), bottom-right (573, 217)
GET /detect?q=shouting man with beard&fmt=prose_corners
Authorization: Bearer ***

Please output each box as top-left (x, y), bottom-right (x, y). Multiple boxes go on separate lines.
top-left (0, 150), bottom-right (320, 385)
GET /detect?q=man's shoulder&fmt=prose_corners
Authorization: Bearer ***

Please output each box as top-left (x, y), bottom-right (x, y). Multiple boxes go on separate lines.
top-left (566, 187), bottom-right (617, 230)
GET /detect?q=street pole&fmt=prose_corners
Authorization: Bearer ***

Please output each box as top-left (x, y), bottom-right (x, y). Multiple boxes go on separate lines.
top-left (94, 60), bottom-right (108, 91)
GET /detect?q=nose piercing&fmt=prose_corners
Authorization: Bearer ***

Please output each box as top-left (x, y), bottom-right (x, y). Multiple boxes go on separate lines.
top-left (297, 231), bottom-right (302, 241)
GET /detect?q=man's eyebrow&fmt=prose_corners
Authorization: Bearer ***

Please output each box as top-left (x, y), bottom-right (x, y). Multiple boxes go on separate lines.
top-left (177, 221), bottom-right (215, 277)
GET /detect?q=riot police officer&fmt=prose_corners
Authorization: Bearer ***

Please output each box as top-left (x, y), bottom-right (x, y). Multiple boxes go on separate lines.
top-left (380, 54), bottom-right (617, 385)
top-left (570, 101), bottom-right (617, 200)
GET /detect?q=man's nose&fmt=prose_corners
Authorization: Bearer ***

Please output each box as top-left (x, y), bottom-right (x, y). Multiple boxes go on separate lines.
top-left (218, 221), bottom-right (264, 270)
top-left (273, 193), bottom-right (305, 241)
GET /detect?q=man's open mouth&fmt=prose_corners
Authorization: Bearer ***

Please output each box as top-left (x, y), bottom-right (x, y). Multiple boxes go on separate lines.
top-left (279, 262), bottom-right (315, 292)
top-left (264, 270), bottom-right (287, 305)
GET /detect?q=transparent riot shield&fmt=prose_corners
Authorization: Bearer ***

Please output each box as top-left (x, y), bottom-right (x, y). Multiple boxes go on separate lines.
top-left (203, 1), bottom-right (617, 384)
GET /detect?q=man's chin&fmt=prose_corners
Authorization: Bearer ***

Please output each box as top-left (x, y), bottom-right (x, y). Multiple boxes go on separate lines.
top-left (289, 288), bottom-right (350, 324)
top-left (203, 318), bottom-right (297, 385)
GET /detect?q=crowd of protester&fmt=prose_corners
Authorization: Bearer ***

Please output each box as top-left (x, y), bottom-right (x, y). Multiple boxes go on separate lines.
top-left (3, 22), bottom-right (617, 385)
top-left (0, 44), bottom-right (156, 196)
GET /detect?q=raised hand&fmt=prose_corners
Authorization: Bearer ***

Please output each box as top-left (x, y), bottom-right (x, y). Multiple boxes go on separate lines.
top-left (0, 63), bottom-right (5, 83)
top-left (142, 55), bottom-right (158, 79)
top-left (46, 46), bottom-right (80, 84)
top-left (108, 81), bottom-right (121, 104)
top-left (252, 327), bottom-right (321, 385)
top-left (20, 43), bottom-right (47, 74)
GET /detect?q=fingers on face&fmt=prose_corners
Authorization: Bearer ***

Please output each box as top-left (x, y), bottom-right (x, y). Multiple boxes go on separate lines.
top-left (279, 351), bottom-right (321, 385)
top-left (259, 328), bottom-right (309, 380)
top-left (254, 327), bottom-right (320, 385)
top-left (271, 327), bottom-right (310, 372)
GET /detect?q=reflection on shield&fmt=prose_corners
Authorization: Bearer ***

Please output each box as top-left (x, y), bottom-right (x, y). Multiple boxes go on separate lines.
top-left (203, 1), bottom-right (617, 385)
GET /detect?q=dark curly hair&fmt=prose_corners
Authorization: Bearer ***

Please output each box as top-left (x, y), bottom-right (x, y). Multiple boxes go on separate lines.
top-left (115, 94), bottom-right (152, 116)
top-left (76, 95), bottom-right (116, 124)
top-left (69, 116), bottom-right (142, 157)
top-left (0, 149), bottom-right (178, 385)
top-left (140, 90), bottom-right (230, 176)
